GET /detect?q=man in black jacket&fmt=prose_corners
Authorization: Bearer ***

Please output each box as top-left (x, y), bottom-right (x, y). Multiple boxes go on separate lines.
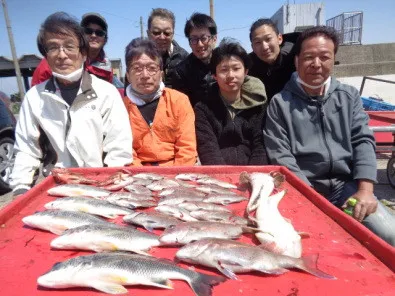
top-left (172, 13), bottom-right (217, 106)
top-left (248, 18), bottom-right (299, 100)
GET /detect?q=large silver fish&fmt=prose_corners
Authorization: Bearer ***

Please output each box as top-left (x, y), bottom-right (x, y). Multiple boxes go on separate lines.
top-left (158, 195), bottom-right (204, 206)
top-left (195, 184), bottom-right (237, 195)
top-left (203, 194), bottom-right (248, 205)
top-left (50, 224), bottom-right (160, 255)
top-left (123, 212), bottom-right (181, 231)
top-left (176, 239), bottom-right (335, 280)
top-left (159, 221), bottom-right (257, 245)
top-left (133, 172), bottom-right (163, 180)
top-left (102, 176), bottom-right (135, 191)
top-left (146, 178), bottom-right (180, 191)
top-left (189, 210), bottom-right (248, 225)
top-left (159, 187), bottom-right (206, 197)
top-left (155, 205), bottom-right (198, 222)
top-left (44, 197), bottom-right (133, 219)
top-left (179, 201), bottom-right (231, 213)
top-left (22, 210), bottom-right (109, 235)
top-left (105, 196), bottom-right (157, 209)
top-left (47, 184), bottom-right (111, 198)
top-left (107, 192), bottom-right (156, 202)
top-left (37, 252), bottom-right (226, 295)
top-left (124, 184), bottom-right (152, 195)
top-left (254, 190), bottom-right (303, 258)
top-left (175, 173), bottom-right (211, 181)
top-left (196, 177), bottom-right (237, 189)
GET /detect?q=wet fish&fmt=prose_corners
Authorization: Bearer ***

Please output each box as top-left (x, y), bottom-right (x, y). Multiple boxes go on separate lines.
top-left (176, 238), bottom-right (335, 280)
top-left (190, 210), bottom-right (248, 225)
top-left (158, 195), bottom-right (204, 206)
top-left (133, 172), bottom-right (163, 180)
top-left (195, 184), bottom-right (237, 195)
top-left (159, 221), bottom-right (257, 245)
top-left (107, 192), bottom-right (156, 202)
top-left (123, 212), bottom-right (181, 231)
top-left (105, 196), bottom-right (157, 209)
top-left (175, 173), bottom-right (211, 181)
top-left (22, 210), bottom-right (109, 235)
top-left (124, 184), bottom-right (152, 195)
top-left (146, 178), bottom-right (180, 191)
top-left (96, 172), bottom-right (131, 186)
top-left (159, 187), bottom-right (206, 197)
top-left (102, 176), bottom-right (135, 191)
top-left (50, 224), bottom-right (160, 255)
top-left (196, 177), bottom-right (237, 189)
top-left (47, 184), bottom-right (111, 198)
top-left (179, 201), bottom-right (231, 213)
top-left (44, 197), bottom-right (134, 219)
top-left (37, 252), bottom-right (226, 295)
top-left (131, 178), bottom-right (153, 186)
top-left (203, 194), bottom-right (248, 205)
top-left (254, 190), bottom-right (302, 258)
top-left (155, 205), bottom-right (198, 222)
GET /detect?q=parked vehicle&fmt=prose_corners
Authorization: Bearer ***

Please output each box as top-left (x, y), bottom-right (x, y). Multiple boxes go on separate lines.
top-left (0, 91), bottom-right (16, 194)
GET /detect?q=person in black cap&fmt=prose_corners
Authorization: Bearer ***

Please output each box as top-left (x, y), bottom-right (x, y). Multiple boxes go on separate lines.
top-left (32, 12), bottom-right (113, 86)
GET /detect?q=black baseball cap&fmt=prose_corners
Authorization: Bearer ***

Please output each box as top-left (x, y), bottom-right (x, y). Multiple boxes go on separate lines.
top-left (81, 12), bottom-right (108, 31)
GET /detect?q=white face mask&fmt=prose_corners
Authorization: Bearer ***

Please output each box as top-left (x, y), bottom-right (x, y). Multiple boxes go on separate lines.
top-left (52, 65), bottom-right (84, 82)
top-left (296, 75), bottom-right (331, 90)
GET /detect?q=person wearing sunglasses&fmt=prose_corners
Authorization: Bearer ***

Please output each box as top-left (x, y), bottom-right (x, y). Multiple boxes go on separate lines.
top-left (10, 12), bottom-right (133, 197)
top-left (31, 12), bottom-right (113, 86)
top-left (122, 38), bottom-right (197, 167)
top-left (172, 13), bottom-right (217, 106)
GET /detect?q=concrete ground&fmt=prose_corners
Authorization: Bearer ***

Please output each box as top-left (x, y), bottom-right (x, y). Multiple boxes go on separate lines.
top-left (1, 158), bottom-right (394, 211)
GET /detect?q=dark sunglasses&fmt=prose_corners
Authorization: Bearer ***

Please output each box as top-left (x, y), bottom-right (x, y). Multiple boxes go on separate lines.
top-left (150, 30), bottom-right (173, 37)
top-left (84, 27), bottom-right (106, 37)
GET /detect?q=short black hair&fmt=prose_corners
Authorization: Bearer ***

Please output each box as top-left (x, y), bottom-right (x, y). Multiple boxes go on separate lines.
top-left (249, 18), bottom-right (279, 42)
top-left (37, 12), bottom-right (88, 57)
top-left (210, 38), bottom-right (251, 74)
top-left (294, 26), bottom-right (339, 55)
top-left (148, 8), bottom-right (175, 30)
top-left (124, 38), bottom-right (163, 70)
top-left (184, 12), bottom-right (217, 38)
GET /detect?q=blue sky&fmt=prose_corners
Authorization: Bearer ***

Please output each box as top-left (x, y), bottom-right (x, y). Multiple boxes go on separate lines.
top-left (1, 0), bottom-right (395, 95)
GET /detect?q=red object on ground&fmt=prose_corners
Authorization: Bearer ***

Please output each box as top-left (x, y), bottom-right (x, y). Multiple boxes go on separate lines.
top-left (368, 111), bottom-right (395, 144)
top-left (0, 166), bottom-right (394, 296)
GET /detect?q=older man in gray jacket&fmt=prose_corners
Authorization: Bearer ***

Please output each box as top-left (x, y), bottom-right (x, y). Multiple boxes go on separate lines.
top-left (264, 26), bottom-right (395, 246)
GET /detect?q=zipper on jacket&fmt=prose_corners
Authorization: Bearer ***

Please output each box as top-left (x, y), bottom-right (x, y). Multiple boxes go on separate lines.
top-left (318, 102), bottom-right (334, 189)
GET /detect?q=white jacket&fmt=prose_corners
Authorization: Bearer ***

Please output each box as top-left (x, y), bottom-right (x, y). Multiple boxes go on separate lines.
top-left (11, 72), bottom-right (133, 191)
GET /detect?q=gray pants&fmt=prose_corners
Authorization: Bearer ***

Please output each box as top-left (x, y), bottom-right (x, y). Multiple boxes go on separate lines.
top-left (331, 181), bottom-right (395, 246)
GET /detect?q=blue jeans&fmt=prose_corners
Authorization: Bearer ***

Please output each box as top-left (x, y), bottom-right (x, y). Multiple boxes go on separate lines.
top-left (331, 181), bottom-right (395, 246)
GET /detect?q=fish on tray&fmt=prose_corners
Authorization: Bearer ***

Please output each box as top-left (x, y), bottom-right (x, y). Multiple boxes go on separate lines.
top-left (158, 195), bottom-right (204, 206)
top-left (195, 184), bottom-right (238, 195)
top-left (22, 210), bottom-right (110, 235)
top-left (123, 212), bottom-right (182, 231)
top-left (44, 197), bottom-right (134, 219)
top-left (189, 210), bottom-right (249, 225)
top-left (101, 176), bottom-right (135, 191)
top-left (175, 173), bottom-right (211, 181)
top-left (155, 205), bottom-right (198, 222)
top-left (133, 172), bottom-right (164, 181)
top-left (105, 196), bottom-right (157, 209)
top-left (146, 178), bottom-right (180, 191)
top-left (159, 221), bottom-right (258, 245)
top-left (196, 177), bottom-right (237, 189)
top-left (178, 201), bottom-right (231, 213)
top-left (50, 224), bottom-right (160, 255)
top-left (203, 194), bottom-right (248, 205)
top-left (51, 168), bottom-right (98, 185)
top-left (37, 252), bottom-right (226, 295)
top-left (124, 184), bottom-right (152, 195)
top-left (47, 184), bottom-right (111, 198)
top-left (176, 238), bottom-right (335, 280)
top-left (159, 187), bottom-right (206, 197)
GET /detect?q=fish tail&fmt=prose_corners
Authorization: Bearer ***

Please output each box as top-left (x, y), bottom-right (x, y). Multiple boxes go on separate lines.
top-left (297, 254), bottom-right (336, 280)
top-left (190, 273), bottom-right (226, 296)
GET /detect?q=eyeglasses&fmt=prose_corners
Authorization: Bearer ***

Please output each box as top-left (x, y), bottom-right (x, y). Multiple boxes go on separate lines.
top-left (84, 27), bottom-right (106, 37)
top-left (150, 30), bottom-right (173, 37)
top-left (130, 64), bottom-right (161, 76)
top-left (189, 35), bottom-right (212, 45)
top-left (45, 44), bottom-right (80, 56)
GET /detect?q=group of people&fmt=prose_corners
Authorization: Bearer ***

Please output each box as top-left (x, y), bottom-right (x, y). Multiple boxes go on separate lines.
top-left (8, 9), bottom-right (394, 246)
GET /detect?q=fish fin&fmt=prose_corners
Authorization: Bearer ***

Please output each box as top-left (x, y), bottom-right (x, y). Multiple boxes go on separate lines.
top-left (91, 241), bottom-right (119, 252)
top-left (150, 278), bottom-right (174, 289)
top-left (131, 249), bottom-right (152, 256)
top-left (298, 232), bottom-right (311, 238)
top-left (242, 226), bottom-right (260, 233)
top-left (262, 268), bottom-right (289, 275)
top-left (144, 225), bottom-right (155, 232)
top-left (50, 224), bottom-right (68, 235)
top-left (190, 272), bottom-right (227, 296)
top-left (215, 260), bottom-right (238, 280)
top-left (91, 281), bottom-right (128, 294)
top-left (298, 254), bottom-right (336, 280)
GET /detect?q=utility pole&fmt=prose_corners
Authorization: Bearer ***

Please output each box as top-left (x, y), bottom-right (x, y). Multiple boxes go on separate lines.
top-left (140, 16), bottom-right (144, 38)
top-left (209, 0), bottom-right (214, 20)
top-left (1, 0), bottom-right (24, 97)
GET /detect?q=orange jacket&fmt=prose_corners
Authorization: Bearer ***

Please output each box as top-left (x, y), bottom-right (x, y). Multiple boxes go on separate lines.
top-left (123, 88), bottom-right (197, 166)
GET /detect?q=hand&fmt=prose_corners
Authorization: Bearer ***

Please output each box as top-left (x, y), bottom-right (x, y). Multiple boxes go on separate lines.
top-left (343, 189), bottom-right (378, 222)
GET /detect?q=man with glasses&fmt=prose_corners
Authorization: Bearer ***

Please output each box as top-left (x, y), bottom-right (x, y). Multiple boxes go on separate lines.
top-left (123, 38), bottom-right (197, 166)
top-left (10, 12), bottom-right (133, 196)
top-left (31, 12), bottom-right (113, 86)
top-left (172, 13), bottom-right (217, 106)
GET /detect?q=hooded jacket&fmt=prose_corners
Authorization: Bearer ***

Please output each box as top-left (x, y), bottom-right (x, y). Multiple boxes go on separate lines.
top-left (11, 71), bottom-right (133, 192)
top-left (123, 87), bottom-right (197, 166)
top-left (195, 76), bottom-right (268, 165)
top-left (163, 40), bottom-right (189, 88)
top-left (263, 74), bottom-right (376, 200)
top-left (249, 40), bottom-right (296, 100)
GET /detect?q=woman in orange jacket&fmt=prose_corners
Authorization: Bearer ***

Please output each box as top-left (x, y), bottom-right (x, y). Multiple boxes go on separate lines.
top-left (123, 38), bottom-right (197, 166)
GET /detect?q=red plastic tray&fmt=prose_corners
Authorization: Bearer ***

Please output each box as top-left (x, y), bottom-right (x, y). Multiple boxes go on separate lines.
top-left (0, 166), bottom-right (394, 296)
top-left (368, 111), bottom-right (395, 144)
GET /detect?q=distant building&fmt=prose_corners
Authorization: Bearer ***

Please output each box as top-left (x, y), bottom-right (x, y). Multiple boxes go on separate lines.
top-left (326, 12), bottom-right (363, 45)
top-left (110, 58), bottom-right (122, 79)
top-left (271, 2), bottom-right (325, 34)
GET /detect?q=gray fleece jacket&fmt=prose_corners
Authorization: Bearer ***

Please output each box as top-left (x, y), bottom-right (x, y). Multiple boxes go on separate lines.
top-left (263, 74), bottom-right (376, 200)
